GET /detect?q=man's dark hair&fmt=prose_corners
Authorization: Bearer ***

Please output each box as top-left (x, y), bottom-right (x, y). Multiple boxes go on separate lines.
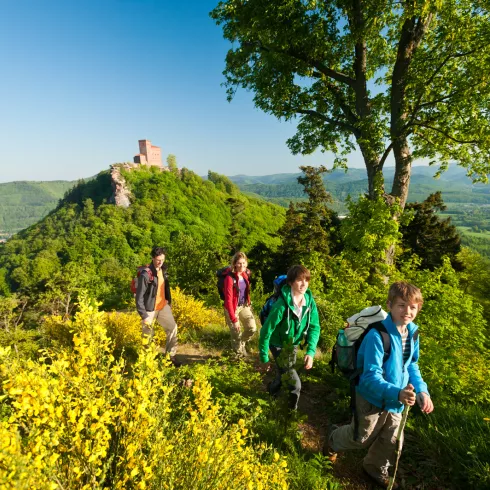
top-left (287, 264), bottom-right (311, 284)
top-left (151, 246), bottom-right (167, 258)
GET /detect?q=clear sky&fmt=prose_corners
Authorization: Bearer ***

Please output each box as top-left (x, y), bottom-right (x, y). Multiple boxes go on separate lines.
top-left (0, 0), bottom-right (373, 183)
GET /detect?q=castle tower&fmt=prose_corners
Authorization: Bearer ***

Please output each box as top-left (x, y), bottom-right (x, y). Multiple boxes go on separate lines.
top-left (134, 139), bottom-right (162, 167)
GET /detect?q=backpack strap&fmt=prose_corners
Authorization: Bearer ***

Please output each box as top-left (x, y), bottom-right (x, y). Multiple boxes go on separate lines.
top-left (370, 321), bottom-right (391, 364)
top-left (138, 265), bottom-right (154, 283)
top-left (143, 266), bottom-right (154, 283)
top-left (228, 270), bottom-right (239, 294)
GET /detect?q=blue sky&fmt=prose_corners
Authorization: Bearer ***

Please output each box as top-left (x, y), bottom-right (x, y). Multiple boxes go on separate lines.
top-left (0, 0), bottom-right (373, 183)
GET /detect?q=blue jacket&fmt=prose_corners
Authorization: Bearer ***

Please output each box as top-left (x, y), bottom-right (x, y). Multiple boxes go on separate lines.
top-left (356, 313), bottom-right (429, 413)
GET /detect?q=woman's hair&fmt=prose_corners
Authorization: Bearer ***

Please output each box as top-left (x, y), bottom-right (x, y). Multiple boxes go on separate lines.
top-left (388, 281), bottom-right (424, 307)
top-left (286, 265), bottom-right (311, 284)
top-left (231, 251), bottom-right (248, 271)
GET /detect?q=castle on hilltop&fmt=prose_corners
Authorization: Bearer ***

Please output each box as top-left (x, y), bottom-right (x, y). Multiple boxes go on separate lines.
top-left (133, 140), bottom-right (162, 167)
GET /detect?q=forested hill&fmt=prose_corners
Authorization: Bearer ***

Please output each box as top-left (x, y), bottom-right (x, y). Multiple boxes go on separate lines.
top-left (229, 165), bottom-right (490, 209)
top-left (0, 180), bottom-right (76, 238)
top-left (2, 164), bottom-right (488, 237)
top-left (0, 165), bottom-right (285, 304)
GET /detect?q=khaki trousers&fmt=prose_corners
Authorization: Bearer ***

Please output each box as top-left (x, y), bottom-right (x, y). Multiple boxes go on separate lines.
top-left (141, 304), bottom-right (178, 356)
top-left (330, 393), bottom-right (403, 480)
top-left (224, 305), bottom-right (256, 353)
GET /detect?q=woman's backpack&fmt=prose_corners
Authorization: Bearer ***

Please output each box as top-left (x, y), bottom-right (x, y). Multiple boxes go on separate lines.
top-left (216, 266), bottom-right (251, 300)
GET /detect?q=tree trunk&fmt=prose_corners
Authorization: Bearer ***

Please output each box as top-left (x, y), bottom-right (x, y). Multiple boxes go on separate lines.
top-left (362, 150), bottom-right (384, 199)
top-left (391, 137), bottom-right (412, 209)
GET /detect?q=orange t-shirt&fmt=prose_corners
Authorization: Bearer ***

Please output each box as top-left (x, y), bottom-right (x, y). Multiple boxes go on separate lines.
top-left (155, 269), bottom-right (167, 311)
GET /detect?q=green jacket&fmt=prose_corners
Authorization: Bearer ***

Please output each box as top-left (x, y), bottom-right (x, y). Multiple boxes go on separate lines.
top-left (259, 285), bottom-right (321, 363)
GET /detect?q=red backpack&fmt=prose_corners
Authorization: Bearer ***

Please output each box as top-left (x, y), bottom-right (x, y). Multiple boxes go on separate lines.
top-left (216, 266), bottom-right (251, 300)
top-left (130, 265), bottom-right (154, 295)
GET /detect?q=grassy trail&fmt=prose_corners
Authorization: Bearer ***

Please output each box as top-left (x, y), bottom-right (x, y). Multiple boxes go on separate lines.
top-left (171, 332), bottom-right (455, 489)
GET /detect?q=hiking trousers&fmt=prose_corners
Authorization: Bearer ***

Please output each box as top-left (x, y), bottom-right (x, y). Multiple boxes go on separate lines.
top-left (268, 345), bottom-right (301, 410)
top-left (224, 305), bottom-right (256, 354)
top-left (329, 393), bottom-right (403, 481)
top-left (142, 304), bottom-right (178, 356)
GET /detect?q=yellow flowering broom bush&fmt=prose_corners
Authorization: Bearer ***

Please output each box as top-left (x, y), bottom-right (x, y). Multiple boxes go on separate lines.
top-left (43, 287), bottom-right (224, 352)
top-left (0, 295), bottom-right (288, 490)
top-left (170, 286), bottom-right (225, 336)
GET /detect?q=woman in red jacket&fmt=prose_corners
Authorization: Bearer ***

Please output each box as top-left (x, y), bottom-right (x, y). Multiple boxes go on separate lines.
top-left (223, 251), bottom-right (257, 357)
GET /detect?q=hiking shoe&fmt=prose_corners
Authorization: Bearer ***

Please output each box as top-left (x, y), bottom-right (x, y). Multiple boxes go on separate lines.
top-left (322, 424), bottom-right (339, 462)
top-left (266, 380), bottom-right (280, 398)
top-left (170, 357), bottom-right (182, 368)
top-left (362, 467), bottom-right (399, 489)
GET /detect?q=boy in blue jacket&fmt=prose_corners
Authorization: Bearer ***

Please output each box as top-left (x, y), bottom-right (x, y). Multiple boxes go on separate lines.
top-left (327, 282), bottom-right (434, 488)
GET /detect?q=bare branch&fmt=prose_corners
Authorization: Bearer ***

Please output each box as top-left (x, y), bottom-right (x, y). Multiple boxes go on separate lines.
top-left (294, 108), bottom-right (357, 133)
top-left (13, 299), bottom-right (28, 328)
top-left (413, 123), bottom-right (480, 144)
top-left (379, 142), bottom-right (394, 169)
top-left (416, 91), bottom-right (462, 109)
top-left (246, 41), bottom-right (356, 87)
top-left (410, 46), bottom-right (484, 118)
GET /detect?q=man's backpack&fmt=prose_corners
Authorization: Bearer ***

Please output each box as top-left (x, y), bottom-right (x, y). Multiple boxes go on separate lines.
top-left (259, 274), bottom-right (288, 325)
top-left (216, 266), bottom-right (251, 301)
top-left (130, 265), bottom-right (154, 296)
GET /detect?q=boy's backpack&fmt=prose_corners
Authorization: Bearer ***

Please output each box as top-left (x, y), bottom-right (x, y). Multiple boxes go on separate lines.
top-left (216, 266), bottom-right (251, 301)
top-left (330, 305), bottom-right (420, 440)
top-left (330, 305), bottom-right (419, 381)
top-left (330, 306), bottom-right (389, 380)
top-left (130, 265), bottom-right (154, 296)
top-left (259, 274), bottom-right (288, 325)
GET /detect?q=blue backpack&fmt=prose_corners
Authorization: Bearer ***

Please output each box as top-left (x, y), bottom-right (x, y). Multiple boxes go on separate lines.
top-left (259, 275), bottom-right (287, 325)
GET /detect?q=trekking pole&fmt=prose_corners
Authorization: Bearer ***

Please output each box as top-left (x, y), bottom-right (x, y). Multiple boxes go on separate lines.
top-left (387, 404), bottom-right (410, 490)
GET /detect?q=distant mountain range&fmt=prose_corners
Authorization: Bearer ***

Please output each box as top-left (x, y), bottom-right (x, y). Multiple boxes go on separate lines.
top-left (1, 165), bottom-right (488, 237)
top-left (228, 165), bottom-right (490, 210)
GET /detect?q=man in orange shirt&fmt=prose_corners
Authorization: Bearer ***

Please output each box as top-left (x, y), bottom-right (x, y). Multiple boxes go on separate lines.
top-left (135, 246), bottom-right (178, 362)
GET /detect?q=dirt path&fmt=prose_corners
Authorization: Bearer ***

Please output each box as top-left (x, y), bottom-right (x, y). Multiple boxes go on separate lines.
top-left (173, 344), bottom-right (377, 488)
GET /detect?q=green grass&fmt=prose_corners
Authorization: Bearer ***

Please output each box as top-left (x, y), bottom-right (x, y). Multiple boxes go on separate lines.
top-left (404, 404), bottom-right (490, 489)
top-left (457, 227), bottom-right (490, 239)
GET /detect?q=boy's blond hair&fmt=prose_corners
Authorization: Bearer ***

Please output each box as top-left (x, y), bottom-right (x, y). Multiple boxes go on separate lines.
top-left (388, 281), bottom-right (423, 307)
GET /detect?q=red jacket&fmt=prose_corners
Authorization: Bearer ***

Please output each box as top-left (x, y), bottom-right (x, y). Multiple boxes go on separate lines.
top-left (223, 270), bottom-right (251, 323)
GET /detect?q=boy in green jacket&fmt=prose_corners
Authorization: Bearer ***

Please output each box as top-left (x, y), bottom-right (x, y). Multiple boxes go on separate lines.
top-left (259, 265), bottom-right (321, 410)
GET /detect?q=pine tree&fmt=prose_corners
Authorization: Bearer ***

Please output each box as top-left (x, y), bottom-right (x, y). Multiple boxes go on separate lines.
top-left (276, 166), bottom-right (340, 268)
top-left (400, 192), bottom-right (461, 270)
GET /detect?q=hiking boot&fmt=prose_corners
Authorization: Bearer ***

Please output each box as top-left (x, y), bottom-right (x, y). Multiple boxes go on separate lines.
top-left (170, 357), bottom-right (182, 368)
top-left (362, 466), bottom-right (399, 489)
top-left (322, 424), bottom-right (339, 462)
top-left (267, 380), bottom-right (280, 398)
top-left (239, 344), bottom-right (249, 358)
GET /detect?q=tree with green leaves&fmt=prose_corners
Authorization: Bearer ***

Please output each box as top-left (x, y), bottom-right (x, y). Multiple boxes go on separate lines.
top-left (166, 154), bottom-right (179, 174)
top-left (399, 191), bottom-right (461, 269)
top-left (276, 165), bottom-right (339, 267)
top-left (211, 0), bottom-right (490, 208)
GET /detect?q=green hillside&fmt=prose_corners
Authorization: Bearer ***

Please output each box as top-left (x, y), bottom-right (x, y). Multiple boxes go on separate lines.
top-left (231, 166), bottom-right (490, 257)
top-left (0, 180), bottom-right (76, 237)
top-left (1, 163), bottom-right (489, 490)
top-left (2, 165), bottom-right (488, 238)
top-left (0, 166), bottom-right (285, 305)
